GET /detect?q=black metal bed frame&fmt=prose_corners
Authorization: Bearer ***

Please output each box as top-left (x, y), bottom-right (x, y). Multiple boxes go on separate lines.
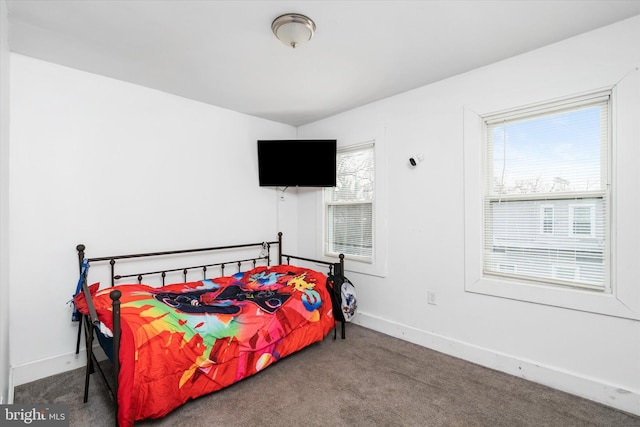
top-left (74, 232), bottom-right (345, 426)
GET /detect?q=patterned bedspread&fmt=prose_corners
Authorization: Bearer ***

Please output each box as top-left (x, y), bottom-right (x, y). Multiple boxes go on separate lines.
top-left (74, 264), bottom-right (335, 427)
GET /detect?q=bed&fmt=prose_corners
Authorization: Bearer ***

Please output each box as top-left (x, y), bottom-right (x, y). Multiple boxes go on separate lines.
top-left (72, 233), bottom-right (345, 427)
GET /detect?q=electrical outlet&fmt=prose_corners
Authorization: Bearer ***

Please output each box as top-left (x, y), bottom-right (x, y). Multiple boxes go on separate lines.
top-left (427, 290), bottom-right (437, 305)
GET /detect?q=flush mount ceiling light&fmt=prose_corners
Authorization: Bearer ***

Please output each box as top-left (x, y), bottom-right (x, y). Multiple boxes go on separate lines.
top-left (271, 13), bottom-right (316, 48)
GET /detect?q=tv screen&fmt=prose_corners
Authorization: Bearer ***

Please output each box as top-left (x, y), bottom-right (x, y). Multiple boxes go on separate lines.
top-left (257, 139), bottom-right (337, 187)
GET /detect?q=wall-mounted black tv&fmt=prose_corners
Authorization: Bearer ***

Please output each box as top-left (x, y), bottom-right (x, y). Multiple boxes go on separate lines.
top-left (257, 139), bottom-right (337, 187)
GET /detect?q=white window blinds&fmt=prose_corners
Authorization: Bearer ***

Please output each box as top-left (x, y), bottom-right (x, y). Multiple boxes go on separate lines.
top-left (325, 144), bottom-right (374, 261)
top-left (483, 93), bottom-right (610, 290)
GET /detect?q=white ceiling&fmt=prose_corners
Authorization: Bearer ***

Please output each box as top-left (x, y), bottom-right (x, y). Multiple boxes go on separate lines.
top-left (7, 1), bottom-right (640, 126)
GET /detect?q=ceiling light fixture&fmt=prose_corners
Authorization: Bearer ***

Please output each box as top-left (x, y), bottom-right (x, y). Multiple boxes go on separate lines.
top-left (271, 13), bottom-right (316, 49)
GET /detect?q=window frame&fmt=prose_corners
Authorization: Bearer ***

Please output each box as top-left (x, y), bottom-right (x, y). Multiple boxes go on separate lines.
top-left (462, 85), bottom-right (639, 320)
top-left (481, 91), bottom-right (611, 291)
top-left (316, 135), bottom-right (388, 278)
top-left (324, 143), bottom-right (375, 263)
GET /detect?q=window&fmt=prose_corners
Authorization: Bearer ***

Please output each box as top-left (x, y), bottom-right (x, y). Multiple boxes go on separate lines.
top-left (540, 205), bottom-right (554, 235)
top-left (324, 143), bottom-right (374, 262)
top-left (483, 92), bottom-right (610, 291)
top-left (569, 204), bottom-right (596, 237)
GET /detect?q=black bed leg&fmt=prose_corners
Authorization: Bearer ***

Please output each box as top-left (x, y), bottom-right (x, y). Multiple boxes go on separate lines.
top-left (83, 316), bottom-right (93, 403)
top-left (341, 321), bottom-right (346, 339)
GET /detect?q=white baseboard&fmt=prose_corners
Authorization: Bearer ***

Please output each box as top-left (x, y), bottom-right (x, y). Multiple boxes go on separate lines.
top-left (11, 345), bottom-right (107, 388)
top-left (352, 312), bottom-right (640, 417)
top-left (11, 352), bottom-right (86, 388)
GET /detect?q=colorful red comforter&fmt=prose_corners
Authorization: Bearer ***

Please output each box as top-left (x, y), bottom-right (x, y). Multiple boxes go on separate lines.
top-left (74, 265), bottom-right (335, 427)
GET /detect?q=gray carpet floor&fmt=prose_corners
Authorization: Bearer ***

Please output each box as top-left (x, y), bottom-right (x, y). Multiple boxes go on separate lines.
top-left (14, 324), bottom-right (640, 426)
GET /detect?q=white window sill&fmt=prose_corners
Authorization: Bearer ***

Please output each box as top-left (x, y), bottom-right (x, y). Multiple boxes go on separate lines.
top-left (465, 274), bottom-right (638, 320)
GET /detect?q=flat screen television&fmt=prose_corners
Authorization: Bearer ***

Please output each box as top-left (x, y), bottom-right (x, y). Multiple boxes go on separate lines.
top-left (257, 139), bottom-right (337, 187)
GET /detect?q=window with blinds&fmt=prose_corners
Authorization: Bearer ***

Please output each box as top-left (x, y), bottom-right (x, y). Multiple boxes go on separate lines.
top-left (483, 92), bottom-right (610, 291)
top-left (324, 143), bottom-right (374, 261)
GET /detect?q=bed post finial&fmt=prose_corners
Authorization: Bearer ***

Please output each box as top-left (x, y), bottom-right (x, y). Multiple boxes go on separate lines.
top-left (339, 253), bottom-right (345, 277)
top-left (278, 232), bottom-right (283, 265)
top-left (77, 244), bottom-right (86, 272)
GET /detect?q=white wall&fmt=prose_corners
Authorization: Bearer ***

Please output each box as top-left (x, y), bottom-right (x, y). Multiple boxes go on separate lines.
top-left (0, 0), bottom-right (11, 404)
top-left (298, 16), bottom-right (640, 415)
top-left (8, 54), bottom-right (296, 385)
